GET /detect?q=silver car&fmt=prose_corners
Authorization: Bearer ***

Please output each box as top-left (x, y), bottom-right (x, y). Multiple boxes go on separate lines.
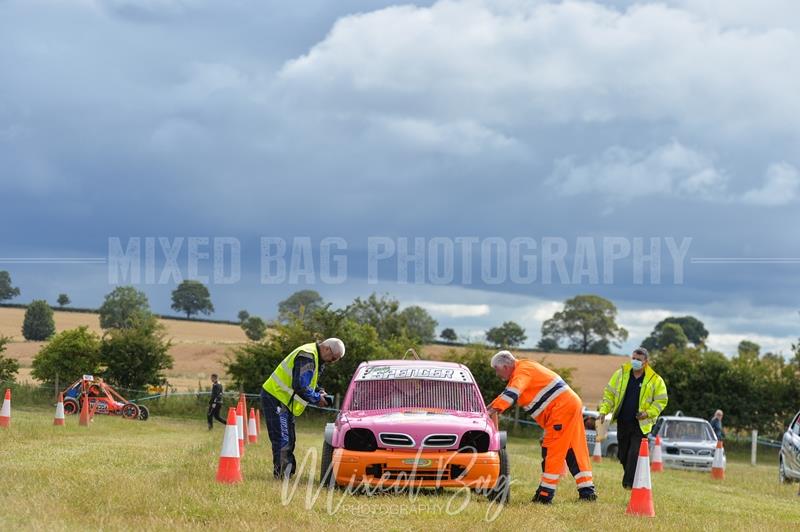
top-left (583, 409), bottom-right (618, 457)
top-left (649, 415), bottom-right (724, 471)
top-left (779, 409), bottom-right (800, 483)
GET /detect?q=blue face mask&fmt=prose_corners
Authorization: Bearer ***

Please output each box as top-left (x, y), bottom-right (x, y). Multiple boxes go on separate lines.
top-left (631, 359), bottom-right (644, 371)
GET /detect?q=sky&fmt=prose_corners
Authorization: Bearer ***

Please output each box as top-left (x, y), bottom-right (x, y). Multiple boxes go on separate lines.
top-left (1, 0), bottom-right (799, 356)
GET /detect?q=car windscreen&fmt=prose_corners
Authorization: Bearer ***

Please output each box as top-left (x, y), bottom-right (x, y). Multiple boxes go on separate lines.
top-left (662, 420), bottom-right (714, 441)
top-left (347, 378), bottom-right (484, 413)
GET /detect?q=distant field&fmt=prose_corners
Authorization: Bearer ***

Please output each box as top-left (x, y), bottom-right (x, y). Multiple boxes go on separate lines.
top-left (1, 308), bottom-right (246, 391)
top-left (2, 407), bottom-right (798, 531)
top-left (1, 308), bottom-right (622, 405)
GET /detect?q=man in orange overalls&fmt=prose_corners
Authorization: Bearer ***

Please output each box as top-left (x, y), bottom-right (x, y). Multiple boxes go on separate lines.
top-left (486, 350), bottom-right (597, 504)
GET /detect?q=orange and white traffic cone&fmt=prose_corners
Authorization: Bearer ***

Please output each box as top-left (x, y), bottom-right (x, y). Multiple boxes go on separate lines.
top-left (236, 401), bottom-right (245, 457)
top-left (54, 392), bottom-right (66, 426)
top-left (216, 407), bottom-right (243, 483)
top-left (651, 436), bottom-right (664, 472)
top-left (711, 440), bottom-right (725, 480)
top-left (0, 388), bottom-right (11, 428)
top-left (626, 438), bottom-right (655, 517)
top-left (79, 394), bottom-right (91, 427)
top-left (592, 440), bottom-right (603, 463)
top-left (239, 393), bottom-right (249, 444)
top-left (248, 408), bottom-right (258, 444)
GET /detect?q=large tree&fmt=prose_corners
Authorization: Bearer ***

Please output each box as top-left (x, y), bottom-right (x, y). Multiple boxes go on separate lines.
top-left (642, 316), bottom-right (708, 351)
top-left (22, 300), bottom-right (56, 341)
top-left (278, 290), bottom-right (325, 322)
top-left (486, 321), bottom-right (527, 348)
top-left (171, 280), bottom-right (214, 319)
top-left (541, 294), bottom-right (628, 353)
top-left (57, 293), bottom-right (70, 307)
top-left (398, 305), bottom-right (438, 343)
top-left (641, 322), bottom-right (689, 352)
top-left (345, 293), bottom-right (403, 340)
top-left (0, 271), bottom-right (20, 302)
top-left (99, 286), bottom-right (151, 329)
top-left (440, 328), bottom-right (458, 343)
top-left (31, 326), bottom-right (102, 385)
top-left (101, 316), bottom-right (173, 389)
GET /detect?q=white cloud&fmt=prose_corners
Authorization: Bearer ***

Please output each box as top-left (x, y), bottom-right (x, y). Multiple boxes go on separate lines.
top-left (409, 302), bottom-right (491, 318)
top-left (278, 0), bottom-right (800, 134)
top-left (548, 140), bottom-right (727, 201)
top-left (549, 142), bottom-right (799, 205)
top-left (740, 162), bottom-right (800, 206)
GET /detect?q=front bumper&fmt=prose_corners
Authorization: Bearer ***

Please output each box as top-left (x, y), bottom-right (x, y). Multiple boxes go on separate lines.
top-left (332, 448), bottom-right (500, 488)
top-left (662, 453), bottom-right (719, 471)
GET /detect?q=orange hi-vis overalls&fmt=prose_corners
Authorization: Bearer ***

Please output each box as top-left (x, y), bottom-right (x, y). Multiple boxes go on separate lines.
top-left (489, 359), bottom-right (595, 502)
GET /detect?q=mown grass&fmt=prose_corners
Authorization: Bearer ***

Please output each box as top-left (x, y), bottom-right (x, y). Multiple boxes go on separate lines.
top-left (1, 407), bottom-right (798, 531)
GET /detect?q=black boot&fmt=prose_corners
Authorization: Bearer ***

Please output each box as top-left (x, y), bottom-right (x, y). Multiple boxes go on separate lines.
top-left (578, 487), bottom-right (597, 501)
top-left (532, 485), bottom-right (555, 504)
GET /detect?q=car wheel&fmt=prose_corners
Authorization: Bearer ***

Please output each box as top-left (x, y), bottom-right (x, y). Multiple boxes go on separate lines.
top-left (606, 444), bottom-right (618, 458)
top-left (779, 456), bottom-right (788, 484)
top-left (137, 404), bottom-right (149, 421)
top-left (63, 398), bottom-right (79, 416)
top-left (121, 403), bottom-right (140, 419)
top-left (320, 439), bottom-right (335, 488)
top-left (487, 448), bottom-right (511, 504)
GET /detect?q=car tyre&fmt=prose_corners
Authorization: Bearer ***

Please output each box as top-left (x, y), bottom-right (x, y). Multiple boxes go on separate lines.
top-left (137, 404), bottom-right (149, 421)
top-left (121, 403), bottom-right (140, 419)
top-left (606, 444), bottom-right (618, 458)
top-left (779, 455), bottom-right (788, 484)
top-left (320, 439), bottom-right (335, 488)
top-left (63, 397), bottom-right (80, 416)
top-left (487, 448), bottom-right (511, 504)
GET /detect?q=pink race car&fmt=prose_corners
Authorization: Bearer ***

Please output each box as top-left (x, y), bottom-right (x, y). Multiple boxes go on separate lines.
top-left (320, 359), bottom-right (510, 500)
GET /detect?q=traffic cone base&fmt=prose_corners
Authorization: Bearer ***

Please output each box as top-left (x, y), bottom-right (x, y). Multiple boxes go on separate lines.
top-left (0, 388), bottom-right (11, 428)
top-left (216, 407), bottom-right (243, 483)
top-left (626, 439), bottom-right (655, 517)
top-left (711, 440), bottom-right (725, 480)
top-left (54, 392), bottom-right (66, 426)
top-left (651, 436), bottom-right (664, 472)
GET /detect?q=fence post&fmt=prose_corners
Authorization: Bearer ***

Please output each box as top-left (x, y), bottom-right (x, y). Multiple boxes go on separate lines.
top-left (751, 429), bottom-right (758, 466)
top-left (334, 394), bottom-right (341, 411)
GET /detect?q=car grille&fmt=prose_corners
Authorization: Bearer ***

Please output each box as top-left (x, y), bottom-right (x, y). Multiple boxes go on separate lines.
top-left (349, 379), bottom-right (483, 412)
top-left (423, 434), bottom-right (457, 447)
top-left (366, 463), bottom-right (467, 481)
top-left (379, 433), bottom-right (415, 447)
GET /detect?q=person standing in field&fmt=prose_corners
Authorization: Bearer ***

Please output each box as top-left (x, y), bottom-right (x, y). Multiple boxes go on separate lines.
top-left (710, 409), bottom-right (725, 441)
top-left (486, 350), bottom-right (597, 504)
top-left (597, 347), bottom-right (668, 489)
top-left (207, 374), bottom-right (226, 430)
top-left (261, 338), bottom-right (344, 479)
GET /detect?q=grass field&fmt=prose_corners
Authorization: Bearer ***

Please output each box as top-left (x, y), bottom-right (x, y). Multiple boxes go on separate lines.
top-left (0, 308), bottom-right (622, 405)
top-left (2, 407), bottom-right (798, 531)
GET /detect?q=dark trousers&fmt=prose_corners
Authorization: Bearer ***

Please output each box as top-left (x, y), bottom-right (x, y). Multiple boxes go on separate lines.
top-left (261, 390), bottom-right (296, 478)
top-left (617, 421), bottom-right (646, 488)
top-left (206, 402), bottom-right (226, 428)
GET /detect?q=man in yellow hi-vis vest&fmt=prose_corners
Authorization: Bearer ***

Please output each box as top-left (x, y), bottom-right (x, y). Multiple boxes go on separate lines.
top-left (597, 347), bottom-right (668, 489)
top-left (260, 338), bottom-right (345, 478)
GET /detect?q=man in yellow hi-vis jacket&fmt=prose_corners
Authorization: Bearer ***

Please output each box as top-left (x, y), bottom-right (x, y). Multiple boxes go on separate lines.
top-left (597, 347), bottom-right (668, 489)
top-left (260, 338), bottom-right (345, 478)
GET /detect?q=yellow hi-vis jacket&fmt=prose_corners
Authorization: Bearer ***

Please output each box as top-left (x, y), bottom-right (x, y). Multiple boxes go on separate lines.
top-left (262, 342), bottom-right (320, 416)
top-left (598, 362), bottom-right (668, 435)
